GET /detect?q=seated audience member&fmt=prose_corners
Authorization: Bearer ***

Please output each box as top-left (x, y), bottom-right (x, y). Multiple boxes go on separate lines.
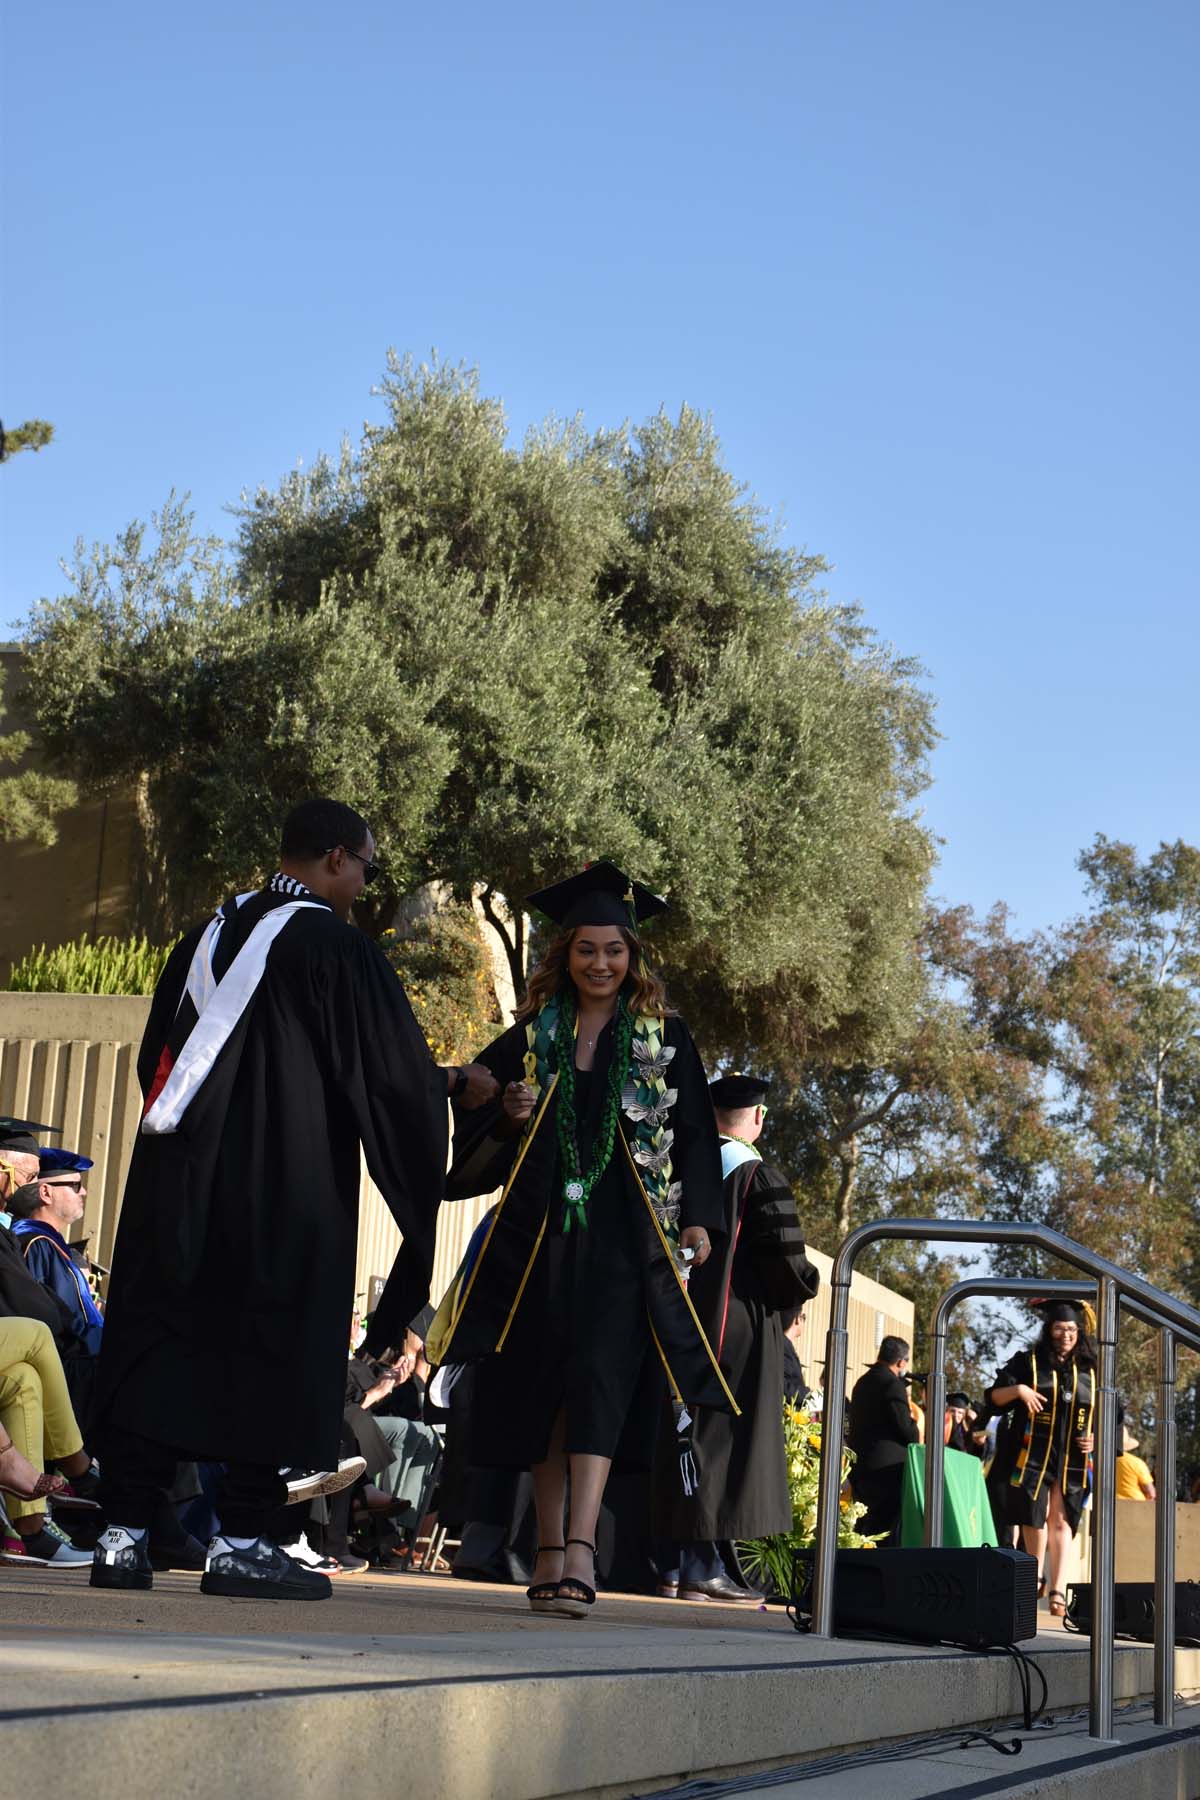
top-left (1115, 1428), bottom-right (1156, 1501)
top-left (0, 1316), bottom-right (96, 1567)
top-left (0, 1117), bottom-right (49, 1216)
top-left (847, 1336), bottom-right (919, 1544)
top-left (8, 1156), bottom-right (104, 1355)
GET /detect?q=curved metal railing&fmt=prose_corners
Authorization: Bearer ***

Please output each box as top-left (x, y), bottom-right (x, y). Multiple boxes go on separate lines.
top-left (811, 1219), bottom-right (1200, 1741)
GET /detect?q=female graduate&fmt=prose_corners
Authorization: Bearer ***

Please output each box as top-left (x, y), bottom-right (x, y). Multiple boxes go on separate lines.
top-left (428, 863), bottom-right (736, 1618)
top-left (986, 1302), bottom-right (1096, 1617)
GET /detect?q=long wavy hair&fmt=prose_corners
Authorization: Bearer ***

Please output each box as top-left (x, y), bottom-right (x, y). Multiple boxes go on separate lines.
top-left (515, 926), bottom-right (677, 1021)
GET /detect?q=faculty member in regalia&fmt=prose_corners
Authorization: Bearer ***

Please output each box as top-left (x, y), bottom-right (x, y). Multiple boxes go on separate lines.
top-left (985, 1301), bottom-right (1096, 1619)
top-left (91, 798), bottom-right (497, 1601)
top-left (425, 863), bottom-right (737, 1619)
top-left (652, 1073), bottom-right (819, 1600)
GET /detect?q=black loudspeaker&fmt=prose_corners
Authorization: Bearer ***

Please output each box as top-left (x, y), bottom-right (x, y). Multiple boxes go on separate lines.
top-left (1065, 1581), bottom-right (1200, 1646)
top-left (791, 1546), bottom-right (1039, 1648)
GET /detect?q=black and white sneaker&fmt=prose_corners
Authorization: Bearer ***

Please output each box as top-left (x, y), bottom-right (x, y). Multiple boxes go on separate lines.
top-left (280, 1458), bottom-right (366, 1504)
top-left (91, 1526), bottom-right (154, 1590)
top-left (200, 1535), bottom-right (332, 1600)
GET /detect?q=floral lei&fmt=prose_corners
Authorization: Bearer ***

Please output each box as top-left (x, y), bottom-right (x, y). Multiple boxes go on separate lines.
top-left (523, 992), bottom-right (682, 1245)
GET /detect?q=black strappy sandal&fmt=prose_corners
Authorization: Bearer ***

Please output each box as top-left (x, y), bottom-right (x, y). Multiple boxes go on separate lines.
top-left (526, 1545), bottom-right (566, 1615)
top-left (553, 1537), bottom-right (597, 1619)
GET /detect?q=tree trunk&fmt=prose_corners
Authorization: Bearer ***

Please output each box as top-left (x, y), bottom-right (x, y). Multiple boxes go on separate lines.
top-left (835, 1132), bottom-right (859, 1241)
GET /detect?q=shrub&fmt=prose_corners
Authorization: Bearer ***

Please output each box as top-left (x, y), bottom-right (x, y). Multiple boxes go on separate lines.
top-left (8, 934), bottom-right (173, 995)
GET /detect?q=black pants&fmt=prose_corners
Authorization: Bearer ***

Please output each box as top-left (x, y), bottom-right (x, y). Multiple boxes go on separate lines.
top-left (850, 1465), bottom-right (905, 1546)
top-left (98, 1424), bottom-right (289, 1539)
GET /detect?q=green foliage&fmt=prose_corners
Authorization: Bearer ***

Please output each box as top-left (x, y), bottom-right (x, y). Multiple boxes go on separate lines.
top-left (8, 934), bottom-right (172, 995)
top-left (737, 1400), bottom-right (879, 1596)
top-left (379, 905), bottom-right (500, 1064)
top-left (1, 419), bottom-right (55, 460)
top-left (0, 667), bottom-right (77, 845)
top-left (21, 356), bottom-right (936, 1073)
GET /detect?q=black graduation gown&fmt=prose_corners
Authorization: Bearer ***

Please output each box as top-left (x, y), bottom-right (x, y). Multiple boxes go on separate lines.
top-left (653, 1150), bottom-right (820, 1541)
top-left (95, 894), bottom-right (448, 1470)
top-left (987, 1347), bottom-right (1095, 1532)
top-left (420, 1012), bottom-right (734, 1471)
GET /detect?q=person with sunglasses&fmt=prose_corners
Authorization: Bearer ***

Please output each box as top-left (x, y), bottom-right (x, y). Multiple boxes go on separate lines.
top-left (7, 1154), bottom-right (104, 1356)
top-left (91, 796), bottom-right (499, 1601)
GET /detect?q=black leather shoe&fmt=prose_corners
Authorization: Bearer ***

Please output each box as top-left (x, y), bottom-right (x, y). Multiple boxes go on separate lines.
top-left (677, 1573), bottom-right (763, 1604)
top-left (92, 1526), bottom-right (154, 1590)
top-left (200, 1536), bottom-right (332, 1600)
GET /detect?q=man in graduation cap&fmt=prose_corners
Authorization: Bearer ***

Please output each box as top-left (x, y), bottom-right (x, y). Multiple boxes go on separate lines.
top-left (91, 796), bottom-right (498, 1601)
top-left (8, 1149), bottom-right (104, 1356)
top-left (652, 1073), bottom-right (819, 1601)
top-left (0, 1115), bottom-right (52, 1218)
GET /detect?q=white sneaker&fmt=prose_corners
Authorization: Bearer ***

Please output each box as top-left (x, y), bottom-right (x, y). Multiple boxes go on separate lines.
top-left (281, 1531), bottom-right (341, 1575)
top-left (280, 1458), bottom-right (366, 1503)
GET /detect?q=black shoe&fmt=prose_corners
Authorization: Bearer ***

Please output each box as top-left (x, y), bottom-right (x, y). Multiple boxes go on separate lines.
top-left (92, 1526), bottom-right (154, 1590)
top-left (149, 1531), bottom-right (207, 1572)
top-left (677, 1572), bottom-right (764, 1604)
top-left (200, 1536), bottom-right (332, 1600)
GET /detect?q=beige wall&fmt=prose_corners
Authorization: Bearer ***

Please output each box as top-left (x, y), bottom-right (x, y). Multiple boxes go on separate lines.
top-left (0, 994), bottom-right (916, 1363)
top-left (0, 646), bottom-right (140, 982)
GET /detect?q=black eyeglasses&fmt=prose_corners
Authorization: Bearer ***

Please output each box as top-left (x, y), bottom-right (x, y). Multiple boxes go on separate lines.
top-left (44, 1178), bottom-right (84, 1192)
top-left (329, 845), bottom-right (380, 884)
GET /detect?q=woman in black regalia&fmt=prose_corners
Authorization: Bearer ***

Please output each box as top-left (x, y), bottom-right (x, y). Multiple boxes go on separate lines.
top-left (985, 1301), bottom-right (1096, 1617)
top-left (426, 863), bottom-right (737, 1618)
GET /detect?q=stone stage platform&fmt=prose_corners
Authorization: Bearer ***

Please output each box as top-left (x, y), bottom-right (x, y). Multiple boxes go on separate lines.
top-left (3, 1568), bottom-right (1199, 1799)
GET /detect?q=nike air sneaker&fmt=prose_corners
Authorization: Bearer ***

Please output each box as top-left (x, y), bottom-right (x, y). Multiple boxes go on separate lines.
top-left (201, 1534), bottom-right (332, 1600)
top-left (91, 1524), bottom-right (154, 1589)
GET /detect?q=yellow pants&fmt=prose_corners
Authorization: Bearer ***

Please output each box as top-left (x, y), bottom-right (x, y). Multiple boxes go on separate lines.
top-left (0, 1317), bottom-right (84, 1521)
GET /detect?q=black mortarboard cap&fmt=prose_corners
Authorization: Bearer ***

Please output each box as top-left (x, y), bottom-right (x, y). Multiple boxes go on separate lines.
top-left (39, 1147), bottom-right (94, 1174)
top-left (0, 1116), bottom-right (61, 1156)
top-left (525, 861), bottom-right (668, 932)
top-left (709, 1073), bottom-right (770, 1110)
top-left (946, 1391), bottom-right (971, 1409)
top-left (69, 1236), bottom-right (111, 1278)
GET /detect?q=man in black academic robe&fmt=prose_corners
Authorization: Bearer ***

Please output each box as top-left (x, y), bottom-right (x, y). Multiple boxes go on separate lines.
top-left (91, 797), bottom-right (497, 1600)
top-left (653, 1075), bottom-right (819, 1601)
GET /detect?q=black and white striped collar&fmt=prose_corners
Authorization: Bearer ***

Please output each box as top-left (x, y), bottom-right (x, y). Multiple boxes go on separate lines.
top-left (268, 871), bottom-right (318, 900)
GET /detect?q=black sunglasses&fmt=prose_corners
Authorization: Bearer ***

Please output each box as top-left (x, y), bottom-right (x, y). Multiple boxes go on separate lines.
top-left (328, 845), bottom-right (380, 884)
top-left (44, 1177), bottom-right (84, 1192)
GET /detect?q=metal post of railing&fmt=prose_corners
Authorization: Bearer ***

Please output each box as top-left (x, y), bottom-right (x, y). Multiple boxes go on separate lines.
top-left (924, 1277), bottom-right (1095, 1548)
top-left (811, 1267), bottom-right (852, 1636)
top-left (1155, 1328), bottom-right (1177, 1727)
top-left (924, 1321), bottom-right (948, 1548)
top-left (1090, 1276), bottom-right (1120, 1741)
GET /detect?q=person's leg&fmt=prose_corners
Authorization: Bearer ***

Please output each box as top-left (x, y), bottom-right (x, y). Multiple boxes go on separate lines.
top-left (529, 1407), bottom-right (568, 1591)
top-left (1019, 1520), bottom-right (1048, 1587)
top-left (563, 1451), bottom-right (612, 1591)
top-left (0, 1361), bottom-right (52, 1529)
top-left (216, 1463), bottom-right (290, 1541)
top-left (1043, 1483), bottom-right (1073, 1608)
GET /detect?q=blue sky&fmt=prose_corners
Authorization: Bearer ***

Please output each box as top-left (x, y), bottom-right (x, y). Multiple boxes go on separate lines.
top-left (3, 0), bottom-right (1196, 937)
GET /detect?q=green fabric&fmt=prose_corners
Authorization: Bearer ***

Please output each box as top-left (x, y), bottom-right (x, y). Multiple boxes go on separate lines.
top-left (899, 1444), bottom-right (998, 1549)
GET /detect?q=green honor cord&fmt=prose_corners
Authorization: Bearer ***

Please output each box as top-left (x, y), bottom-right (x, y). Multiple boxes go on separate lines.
top-left (553, 987), bottom-right (634, 1232)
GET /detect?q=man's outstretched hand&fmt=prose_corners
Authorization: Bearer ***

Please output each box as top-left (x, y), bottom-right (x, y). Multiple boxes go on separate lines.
top-left (457, 1062), bottom-right (501, 1108)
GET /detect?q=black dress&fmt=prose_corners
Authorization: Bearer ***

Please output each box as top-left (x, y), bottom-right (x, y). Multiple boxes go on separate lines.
top-left (419, 1011), bottom-right (733, 1472)
top-left (987, 1347), bottom-right (1095, 1532)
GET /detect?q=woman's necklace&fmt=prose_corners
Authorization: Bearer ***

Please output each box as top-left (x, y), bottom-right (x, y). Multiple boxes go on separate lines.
top-left (554, 986), bottom-right (633, 1234)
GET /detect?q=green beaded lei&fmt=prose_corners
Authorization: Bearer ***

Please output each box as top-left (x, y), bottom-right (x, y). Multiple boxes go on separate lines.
top-left (523, 992), bottom-right (681, 1241)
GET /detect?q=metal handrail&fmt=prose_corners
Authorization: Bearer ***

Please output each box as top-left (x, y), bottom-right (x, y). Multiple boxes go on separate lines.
top-left (811, 1218), bottom-right (1200, 1741)
top-left (922, 1275), bottom-right (1184, 1727)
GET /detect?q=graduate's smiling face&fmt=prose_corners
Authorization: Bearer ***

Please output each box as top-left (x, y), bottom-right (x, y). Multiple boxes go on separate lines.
top-left (567, 925), bottom-right (630, 1003)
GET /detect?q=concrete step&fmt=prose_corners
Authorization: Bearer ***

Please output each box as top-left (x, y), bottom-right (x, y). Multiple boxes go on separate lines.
top-left (4, 1571), bottom-right (1200, 1800)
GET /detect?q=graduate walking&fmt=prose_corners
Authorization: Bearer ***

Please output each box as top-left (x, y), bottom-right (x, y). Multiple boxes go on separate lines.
top-left (91, 798), bottom-right (497, 1599)
top-left (423, 863), bottom-right (737, 1619)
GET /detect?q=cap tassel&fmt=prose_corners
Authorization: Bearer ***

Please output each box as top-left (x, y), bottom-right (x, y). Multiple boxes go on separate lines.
top-left (677, 1404), bottom-right (699, 1495)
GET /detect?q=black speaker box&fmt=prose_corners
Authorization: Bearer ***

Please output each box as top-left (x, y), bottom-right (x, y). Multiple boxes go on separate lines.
top-left (1065, 1580), bottom-right (1200, 1646)
top-left (791, 1545), bottom-right (1039, 1648)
